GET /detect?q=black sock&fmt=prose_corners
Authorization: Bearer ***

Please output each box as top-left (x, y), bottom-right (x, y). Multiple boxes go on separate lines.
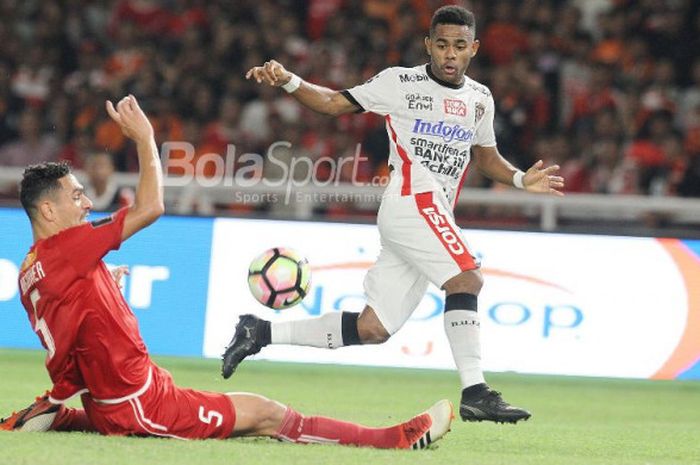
top-left (462, 383), bottom-right (488, 399)
top-left (341, 312), bottom-right (361, 346)
top-left (257, 320), bottom-right (271, 346)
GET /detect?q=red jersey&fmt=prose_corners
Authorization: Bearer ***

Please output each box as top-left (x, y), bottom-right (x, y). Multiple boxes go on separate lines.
top-left (18, 208), bottom-right (151, 403)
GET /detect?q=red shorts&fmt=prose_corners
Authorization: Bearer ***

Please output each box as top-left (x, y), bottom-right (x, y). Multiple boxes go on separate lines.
top-left (81, 364), bottom-right (236, 440)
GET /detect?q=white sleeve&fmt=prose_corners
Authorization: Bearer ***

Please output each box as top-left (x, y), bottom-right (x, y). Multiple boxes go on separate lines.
top-left (473, 95), bottom-right (497, 147)
top-left (342, 68), bottom-right (397, 116)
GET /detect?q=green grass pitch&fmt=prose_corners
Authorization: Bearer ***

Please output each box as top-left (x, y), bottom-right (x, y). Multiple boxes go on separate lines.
top-left (0, 349), bottom-right (698, 465)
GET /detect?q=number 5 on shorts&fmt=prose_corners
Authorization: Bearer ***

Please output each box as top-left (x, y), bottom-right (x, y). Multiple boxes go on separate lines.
top-left (198, 406), bottom-right (223, 427)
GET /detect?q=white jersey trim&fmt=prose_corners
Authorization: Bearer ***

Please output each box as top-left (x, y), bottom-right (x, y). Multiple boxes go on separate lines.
top-left (91, 367), bottom-right (153, 404)
top-left (49, 388), bottom-right (89, 405)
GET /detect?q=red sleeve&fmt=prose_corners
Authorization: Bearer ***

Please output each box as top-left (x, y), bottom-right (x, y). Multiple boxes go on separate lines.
top-left (51, 207), bottom-right (129, 277)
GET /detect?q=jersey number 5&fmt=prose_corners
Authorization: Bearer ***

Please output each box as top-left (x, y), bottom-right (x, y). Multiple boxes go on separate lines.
top-left (198, 406), bottom-right (223, 427)
top-left (30, 289), bottom-right (56, 360)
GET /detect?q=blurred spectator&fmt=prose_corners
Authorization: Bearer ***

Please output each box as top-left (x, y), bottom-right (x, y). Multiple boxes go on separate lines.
top-left (83, 151), bottom-right (134, 212)
top-left (0, 110), bottom-right (59, 166)
top-left (0, 0), bottom-right (699, 219)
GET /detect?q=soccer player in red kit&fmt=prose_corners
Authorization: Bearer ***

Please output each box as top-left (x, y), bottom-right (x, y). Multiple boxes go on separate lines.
top-left (0, 95), bottom-right (453, 449)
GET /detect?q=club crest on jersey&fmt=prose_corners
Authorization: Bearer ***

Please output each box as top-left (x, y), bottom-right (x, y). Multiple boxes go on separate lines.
top-left (443, 99), bottom-right (467, 116)
top-left (475, 102), bottom-right (486, 123)
top-left (412, 119), bottom-right (474, 143)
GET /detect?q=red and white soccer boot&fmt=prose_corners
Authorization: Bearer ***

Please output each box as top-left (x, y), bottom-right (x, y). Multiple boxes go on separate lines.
top-left (398, 399), bottom-right (454, 450)
top-left (0, 392), bottom-right (61, 432)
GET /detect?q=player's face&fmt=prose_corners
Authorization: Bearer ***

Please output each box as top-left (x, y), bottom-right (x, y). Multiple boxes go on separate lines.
top-left (425, 24), bottom-right (480, 85)
top-left (53, 175), bottom-right (93, 229)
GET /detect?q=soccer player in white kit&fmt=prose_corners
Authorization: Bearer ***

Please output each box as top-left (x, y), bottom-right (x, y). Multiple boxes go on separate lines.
top-left (223, 6), bottom-right (564, 424)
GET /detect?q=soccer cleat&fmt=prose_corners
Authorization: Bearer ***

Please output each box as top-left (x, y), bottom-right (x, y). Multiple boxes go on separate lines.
top-left (0, 392), bottom-right (61, 432)
top-left (221, 314), bottom-right (270, 379)
top-left (459, 384), bottom-right (531, 424)
top-left (400, 399), bottom-right (454, 450)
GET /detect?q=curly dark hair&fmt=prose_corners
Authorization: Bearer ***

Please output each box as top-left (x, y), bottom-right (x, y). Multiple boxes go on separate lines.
top-left (19, 161), bottom-right (72, 220)
top-left (430, 6), bottom-right (476, 36)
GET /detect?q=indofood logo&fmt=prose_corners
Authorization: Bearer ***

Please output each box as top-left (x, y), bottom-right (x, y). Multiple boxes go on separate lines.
top-left (412, 119), bottom-right (474, 143)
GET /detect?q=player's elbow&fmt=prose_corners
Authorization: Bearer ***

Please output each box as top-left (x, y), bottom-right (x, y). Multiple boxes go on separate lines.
top-left (151, 201), bottom-right (165, 217)
top-left (135, 201), bottom-right (165, 224)
top-left (147, 202), bottom-right (165, 221)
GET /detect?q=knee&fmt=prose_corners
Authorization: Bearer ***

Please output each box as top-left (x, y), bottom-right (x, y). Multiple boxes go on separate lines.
top-left (357, 309), bottom-right (391, 344)
top-left (228, 393), bottom-right (287, 436)
top-left (248, 397), bottom-right (287, 435)
top-left (360, 324), bottom-right (391, 344)
top-left (442, 269), bottom-right (483, 295)
top-left (257, 398), bottom-right (286, 429)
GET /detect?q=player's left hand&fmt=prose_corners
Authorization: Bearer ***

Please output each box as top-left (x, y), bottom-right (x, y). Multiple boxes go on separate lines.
top-left (522, 160), bottom-right (565, 196)
top-left (110, 265), bottom-right (130, 289)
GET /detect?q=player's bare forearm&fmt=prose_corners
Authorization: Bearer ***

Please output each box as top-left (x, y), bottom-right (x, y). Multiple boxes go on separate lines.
top-left (472, 145), bottom-right (565, 195)
top-left (472, 145), bottom-right (519, 186)
top-left (245, 60), bottom-right (358, 116)
top-left (106, 95), bottom-right (164, 240)
top-left (134, 137), bottom-right (164, 214)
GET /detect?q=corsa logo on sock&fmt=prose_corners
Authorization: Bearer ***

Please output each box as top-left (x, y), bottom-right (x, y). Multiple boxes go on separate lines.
top-left (420, 206), bottom-right (465, 254)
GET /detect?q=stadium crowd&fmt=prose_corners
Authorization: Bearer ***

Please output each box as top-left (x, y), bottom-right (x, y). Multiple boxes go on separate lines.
top-left (1, 0), bottom-right (699, 217)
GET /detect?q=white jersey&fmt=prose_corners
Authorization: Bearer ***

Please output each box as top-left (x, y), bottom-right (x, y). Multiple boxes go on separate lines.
top-left (343, 64), bottom-right (496, 208)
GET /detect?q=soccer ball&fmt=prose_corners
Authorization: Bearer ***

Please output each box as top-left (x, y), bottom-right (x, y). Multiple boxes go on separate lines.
top-left (248, 247), bottom-right (311, 309)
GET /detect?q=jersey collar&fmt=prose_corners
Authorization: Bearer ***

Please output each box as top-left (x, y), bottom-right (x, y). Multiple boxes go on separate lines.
top-left (425, 64), bottom-right (465, 90)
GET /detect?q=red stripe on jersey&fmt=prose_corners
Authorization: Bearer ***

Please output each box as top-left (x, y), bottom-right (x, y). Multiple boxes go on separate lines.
top-left (385, 115), bottom-right (412, 196)
top-left (415, 192), bottom-right (476, 271)
top-left (452, 165), bottom-right (471, 209)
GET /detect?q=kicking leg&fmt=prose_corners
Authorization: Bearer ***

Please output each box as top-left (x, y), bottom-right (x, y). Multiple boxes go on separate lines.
top-left (221, 305), bottom-right (389, 379)
top-left (222, 246), bottom-right (426, 379)
top-left (227, 393), bottom-right (453, 449)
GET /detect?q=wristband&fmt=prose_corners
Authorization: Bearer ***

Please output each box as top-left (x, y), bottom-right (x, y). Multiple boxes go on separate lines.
top-left (281, 74), bottom-right (301, 93)
top-left (513, 171), bottom-right (525, 189)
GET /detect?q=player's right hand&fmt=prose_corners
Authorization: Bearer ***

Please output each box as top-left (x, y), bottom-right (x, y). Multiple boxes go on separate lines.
top-left (105, 95), bottom-right (154, 145)
top-left (245, 60), bottom-right (292, 87)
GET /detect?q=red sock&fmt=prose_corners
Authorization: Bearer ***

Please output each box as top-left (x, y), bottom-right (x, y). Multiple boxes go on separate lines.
top-left (50, 407), bottom-right (97, 432)
top-left (275, 407), bottom-right (404, 449)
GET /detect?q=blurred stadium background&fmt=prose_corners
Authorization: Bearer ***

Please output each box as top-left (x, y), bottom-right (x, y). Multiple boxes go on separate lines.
top-left (1, 1), bottom-right (699, 464)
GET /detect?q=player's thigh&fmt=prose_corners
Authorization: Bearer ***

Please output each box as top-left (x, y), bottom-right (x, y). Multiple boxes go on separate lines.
top-left (82, 385), bottom-right (236, 439)
top-left (152, 386), bottom-right (236, 439)
top-left (381, 190), bottom-right (479, 288)
top-left (363, 245), bottom-right (429, 335)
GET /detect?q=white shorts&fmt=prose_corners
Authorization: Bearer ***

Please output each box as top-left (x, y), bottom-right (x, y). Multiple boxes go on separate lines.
top-left (364, 188), bottom-right (479, 334)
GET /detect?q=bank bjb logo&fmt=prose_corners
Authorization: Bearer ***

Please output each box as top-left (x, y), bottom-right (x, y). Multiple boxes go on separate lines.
top-left (444, 99), bottom-right (467, 116)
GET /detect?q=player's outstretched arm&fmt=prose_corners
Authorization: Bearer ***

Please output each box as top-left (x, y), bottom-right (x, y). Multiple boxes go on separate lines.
top-left (472, 145), bottom-right (565, 195)
top-left (246, 60), bottom-right (359, 116)
top-left (105, 95), bottom-right (164, 240)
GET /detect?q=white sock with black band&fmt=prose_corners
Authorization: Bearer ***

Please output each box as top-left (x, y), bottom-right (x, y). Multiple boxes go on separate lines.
top-left (443, 293), bottom-right (486, 388)
top-left (271, 312), bottom-right (361, 349)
